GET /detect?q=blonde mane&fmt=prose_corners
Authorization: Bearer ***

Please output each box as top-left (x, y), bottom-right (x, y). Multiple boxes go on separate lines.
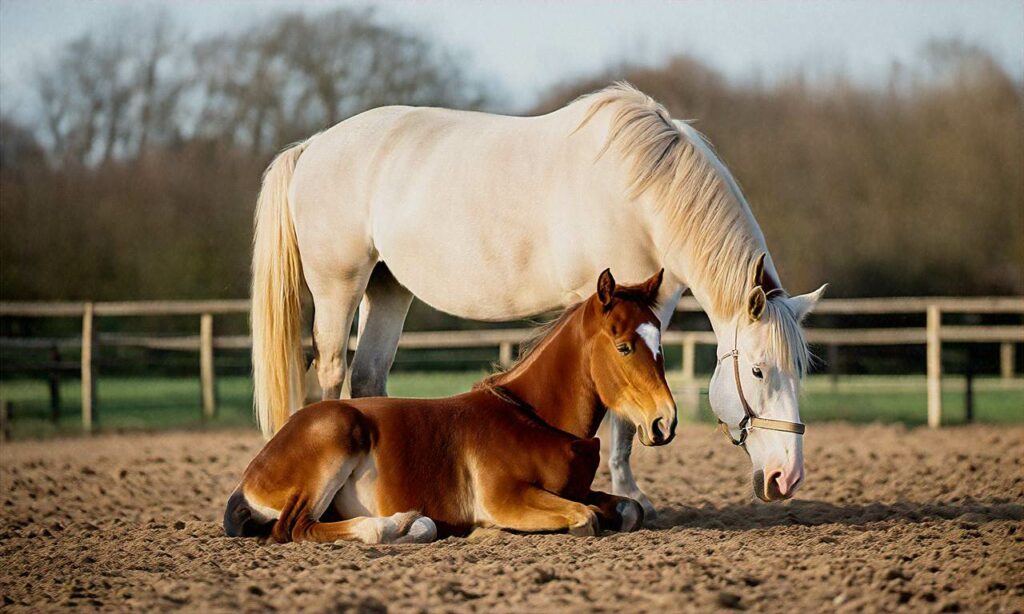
top-left (577, 82), bottom-right (809, 376)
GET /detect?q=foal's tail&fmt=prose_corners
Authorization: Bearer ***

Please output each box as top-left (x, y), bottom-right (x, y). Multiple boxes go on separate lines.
top-left (223, 490), bottom-right (273, 538)
top-left (251, 140), bottom-right (311, 438)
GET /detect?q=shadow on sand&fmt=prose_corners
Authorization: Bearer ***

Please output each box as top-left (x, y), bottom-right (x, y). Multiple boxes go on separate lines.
top-left (654, 498), bottom-right (1023, 531)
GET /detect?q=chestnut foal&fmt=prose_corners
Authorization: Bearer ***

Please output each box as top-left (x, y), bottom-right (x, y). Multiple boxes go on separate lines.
top-left (224, 269), bottom-right (677, 544)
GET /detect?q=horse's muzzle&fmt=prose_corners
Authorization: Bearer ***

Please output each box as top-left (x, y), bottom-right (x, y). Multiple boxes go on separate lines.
top-left (752, 469), bottom-right (797, 502)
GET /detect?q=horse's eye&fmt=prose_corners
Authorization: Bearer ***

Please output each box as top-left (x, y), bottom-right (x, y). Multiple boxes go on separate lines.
top-left (616, 342), bottom-right (632, 356)
top-left (752, 366), bottom-right (764, 379)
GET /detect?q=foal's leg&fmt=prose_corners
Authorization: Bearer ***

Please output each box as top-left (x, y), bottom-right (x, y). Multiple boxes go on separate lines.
top-left (608, 415), bottom-right (657, 520)
top-left (289, 511), bottom-right (437, 544)
top-left (585, 490), bottom-right (645, 532)
top-left (306, 266), bottom-right (374, 400)
top-left (264, 463), bottom-right (437, 545)
top-left (350, 263), bottom-right (414, 398)
top-left (485, 486), bottom-right (600, 536)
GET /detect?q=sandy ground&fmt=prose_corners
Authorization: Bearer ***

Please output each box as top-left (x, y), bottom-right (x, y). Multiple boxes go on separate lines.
top-left (1, 423), bottom-right (1022, 613)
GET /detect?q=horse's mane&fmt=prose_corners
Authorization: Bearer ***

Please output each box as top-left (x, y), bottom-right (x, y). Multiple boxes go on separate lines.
top-left (575, 82), bottom-right (810, 376)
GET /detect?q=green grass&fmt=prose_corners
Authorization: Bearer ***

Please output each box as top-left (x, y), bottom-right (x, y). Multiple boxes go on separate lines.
top-left (1, 373), bottom-right (1020, 439)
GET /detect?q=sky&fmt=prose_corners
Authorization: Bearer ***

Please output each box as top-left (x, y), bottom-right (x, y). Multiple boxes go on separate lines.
top-left (1, 0), bottom-right (1022, 118)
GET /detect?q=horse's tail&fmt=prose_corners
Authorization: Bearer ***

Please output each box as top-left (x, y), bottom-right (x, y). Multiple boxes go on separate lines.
top-left (251, 140), bottom-right (311, 438)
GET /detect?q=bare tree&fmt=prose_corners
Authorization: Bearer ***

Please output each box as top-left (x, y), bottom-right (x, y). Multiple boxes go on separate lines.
top-left (194, 8), bottom-right (488, 153)
top-left (31, 13), bottom-right (187, 165)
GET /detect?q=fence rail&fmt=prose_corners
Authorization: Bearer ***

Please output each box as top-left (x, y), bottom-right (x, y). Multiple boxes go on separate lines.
top-left (1, 296), bottom-right (1021, 433)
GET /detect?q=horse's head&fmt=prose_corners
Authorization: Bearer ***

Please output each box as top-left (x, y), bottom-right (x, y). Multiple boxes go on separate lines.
top-left (708, 254), bottom-right (826, 501)
top-left (588, 269), bottom-right (677, 447)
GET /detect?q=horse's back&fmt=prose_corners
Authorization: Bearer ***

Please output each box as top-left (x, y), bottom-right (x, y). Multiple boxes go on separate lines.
top-left (288, 99), bottom-right (661, 319)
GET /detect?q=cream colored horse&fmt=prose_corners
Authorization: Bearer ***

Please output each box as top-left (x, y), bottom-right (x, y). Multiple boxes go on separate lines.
top-left (251, 83), bottom-right (826, 516)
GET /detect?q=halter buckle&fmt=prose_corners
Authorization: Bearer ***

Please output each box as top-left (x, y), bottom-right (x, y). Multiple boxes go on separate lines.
top-left (719, 415), bottom-right (751, 446)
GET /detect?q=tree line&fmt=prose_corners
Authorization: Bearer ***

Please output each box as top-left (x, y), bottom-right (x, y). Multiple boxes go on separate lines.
top-left (1, 12), bottom-right (1021, 320)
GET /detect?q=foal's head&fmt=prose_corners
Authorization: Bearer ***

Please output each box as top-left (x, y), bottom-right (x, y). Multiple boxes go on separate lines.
top-left (587, 269), bottom-right (677, 446)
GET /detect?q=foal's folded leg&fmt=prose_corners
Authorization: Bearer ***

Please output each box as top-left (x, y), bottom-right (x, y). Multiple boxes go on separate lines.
top-left (485, 485), bottom-right (599, 536)
top-left (286, 510), bottom-right (437, 544)
top-left (584, 490), bottom-right (645, 532)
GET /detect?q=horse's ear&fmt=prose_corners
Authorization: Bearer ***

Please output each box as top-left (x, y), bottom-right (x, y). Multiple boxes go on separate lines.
top-left (641, 269), bottom-right (664, 304)
top-left (597, 269), bottom-right (616, 306)
top-left (788, 283), bottom-right (828, 322)
top-left (750, 251), bottom-right (783, 295)
top-left (751, 252), bottom-right (768, 289)
top-left (746, 285), bottom-right (767, 321)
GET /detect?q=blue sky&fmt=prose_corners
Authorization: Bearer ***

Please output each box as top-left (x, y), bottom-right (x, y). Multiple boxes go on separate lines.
top-left (1, 0), bottom-right (1022, 118)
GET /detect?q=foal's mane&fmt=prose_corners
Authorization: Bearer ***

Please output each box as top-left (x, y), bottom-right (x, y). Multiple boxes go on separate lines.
top-left (475, 301), bottom-right (585, 391)
top-left (575, 82), bottom-right (810, 376)
top-left (475, 283), bottom-right (671, 393)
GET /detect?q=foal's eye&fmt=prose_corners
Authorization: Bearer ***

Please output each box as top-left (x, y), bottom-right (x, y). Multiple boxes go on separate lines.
top-left (616, 342), bottom-right (632, 356)
top-left (752, 366), bottom-right (764, 379)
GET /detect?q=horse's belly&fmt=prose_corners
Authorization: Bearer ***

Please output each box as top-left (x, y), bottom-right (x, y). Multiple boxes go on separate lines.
top-left (375, 202), bottom-right (659, 320)
top-left (376, 215), bottom-right (568, 319)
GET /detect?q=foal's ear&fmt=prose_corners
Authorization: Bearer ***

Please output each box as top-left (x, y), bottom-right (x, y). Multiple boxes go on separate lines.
top-left (746, 285), bottom-right (767, 322)
top-left (641, 269), bottom-right (664, 304)
top-left (597, 269), bottom-right (616, 306)
top-left (570, 437), bottom-right (601, 457)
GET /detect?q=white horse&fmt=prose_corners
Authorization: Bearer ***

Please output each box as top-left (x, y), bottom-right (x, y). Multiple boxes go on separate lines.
top-left (251, 83), bottom-right (826, 514)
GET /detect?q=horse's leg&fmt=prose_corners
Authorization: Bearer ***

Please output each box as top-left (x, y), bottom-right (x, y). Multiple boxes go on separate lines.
top-left (608, 414), bottom-right (656, 520)
top-left (307, 266), bottom-right (374, 400)
top-left (484, 485), bottom-right (599, 536)
top-left (584, 490), bottom-right (644, 532)
top-left (350, 263), bottom-right (413, 398)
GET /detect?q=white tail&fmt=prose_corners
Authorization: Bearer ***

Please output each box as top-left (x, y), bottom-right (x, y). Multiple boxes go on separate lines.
top-left (251, 140), bottom-right (310, 437)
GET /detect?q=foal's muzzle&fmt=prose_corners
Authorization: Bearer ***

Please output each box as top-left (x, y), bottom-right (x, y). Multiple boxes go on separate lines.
top-left (640, 415), bottom-right (677, 446)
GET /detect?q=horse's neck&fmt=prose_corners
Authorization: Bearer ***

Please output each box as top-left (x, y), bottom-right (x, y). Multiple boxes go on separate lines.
top-left (499, 315), bottom-right (603, 439)
top-left (640, 122), bottom-right (779, 328)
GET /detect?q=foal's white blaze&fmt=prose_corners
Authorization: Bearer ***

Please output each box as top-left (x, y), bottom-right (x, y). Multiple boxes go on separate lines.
top-left (636, 322), bottom-right (661, 359)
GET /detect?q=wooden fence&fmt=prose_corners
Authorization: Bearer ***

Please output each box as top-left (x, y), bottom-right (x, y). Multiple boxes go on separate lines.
top-left (1, 296), bottom-right (1021, 433)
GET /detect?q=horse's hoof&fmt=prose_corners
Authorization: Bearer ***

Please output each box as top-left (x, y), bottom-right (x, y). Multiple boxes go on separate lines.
top-left (633, 494), bottom-right (657, 522)
top-left (569, 512), bottom-right (598, 537)
top-left (616, 499), bottom-right (644, 532)
top-left (613, 485), bottom-right (657, 522)
top-left (395, 516), bottom-right (437, 544)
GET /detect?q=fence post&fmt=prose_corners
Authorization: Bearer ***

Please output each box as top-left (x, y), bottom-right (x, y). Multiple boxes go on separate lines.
top-left (1001, 342), bottom-right (1015, 379)
top-left (81, 302), bottom-right (96, 433)
top-left (926, 305), bottom-right (942, 428)
top-left (0, 400), bottom-right (9, 442)
top-left (200, 313), bottom-right (216, 420)
top-left (679, 334), bottom-right (699, 419)
top-left (827, 344), bottom-right (840, 392)
top-left (499, 341), bottom-right (514, 369)
top-left (964, 347), bottom-right (975, 423)
top-left (49, 345), bottom-right (62, 424)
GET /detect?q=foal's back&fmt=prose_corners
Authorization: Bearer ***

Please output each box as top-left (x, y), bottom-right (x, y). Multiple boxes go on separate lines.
top-left (351, 391), bottom-right (599, 527)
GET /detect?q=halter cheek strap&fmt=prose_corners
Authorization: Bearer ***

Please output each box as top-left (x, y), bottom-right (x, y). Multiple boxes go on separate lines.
top-left (716, 316), bottom-right (806, 446)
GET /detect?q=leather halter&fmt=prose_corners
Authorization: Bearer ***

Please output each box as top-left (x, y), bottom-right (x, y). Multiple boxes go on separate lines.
top-left (715, 302), bottom-right (806, 446)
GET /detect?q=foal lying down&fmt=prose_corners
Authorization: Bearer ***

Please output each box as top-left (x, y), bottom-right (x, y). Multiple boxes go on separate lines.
top-left (224, 269), bottom-right (677, 544)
